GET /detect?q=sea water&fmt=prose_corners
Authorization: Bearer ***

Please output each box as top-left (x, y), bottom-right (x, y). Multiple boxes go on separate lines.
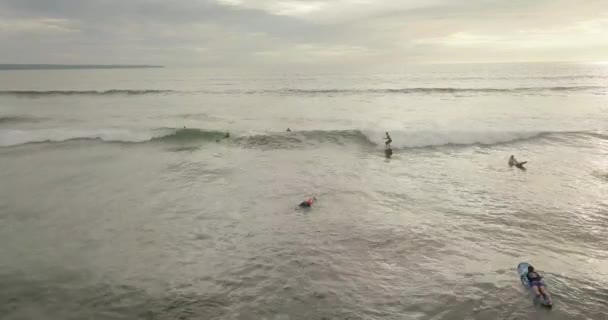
top-left (0, 63), bottom-right (607, 319)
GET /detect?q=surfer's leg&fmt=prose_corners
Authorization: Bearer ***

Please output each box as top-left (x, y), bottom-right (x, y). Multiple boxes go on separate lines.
top-left (531, 285), bottom-right (541, 297)
top-left (539, 286), bottom-right (551, 302)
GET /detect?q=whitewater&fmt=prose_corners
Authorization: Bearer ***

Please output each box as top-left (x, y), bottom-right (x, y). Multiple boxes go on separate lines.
top-left (1, 63), bottom-right (607, 320)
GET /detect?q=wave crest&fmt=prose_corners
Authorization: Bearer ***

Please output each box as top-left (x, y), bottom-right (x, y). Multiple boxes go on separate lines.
top-left (2, 127), bottom-right (604, 149)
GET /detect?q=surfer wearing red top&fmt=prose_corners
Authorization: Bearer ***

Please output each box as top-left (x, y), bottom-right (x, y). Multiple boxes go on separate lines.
top-left (298, 197), bottom-right (316, 208)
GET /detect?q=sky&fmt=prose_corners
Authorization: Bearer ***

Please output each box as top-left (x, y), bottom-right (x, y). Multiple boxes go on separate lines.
top-left (0, 0), bottom-right (607, 69)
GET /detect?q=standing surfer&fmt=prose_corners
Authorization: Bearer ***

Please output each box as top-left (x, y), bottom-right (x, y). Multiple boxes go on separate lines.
top-left (384, 132), bottom-right (392, 149)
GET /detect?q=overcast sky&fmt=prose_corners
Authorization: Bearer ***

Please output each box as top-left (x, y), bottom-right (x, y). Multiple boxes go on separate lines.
top-left (1, 0), bottom-right (607, 69)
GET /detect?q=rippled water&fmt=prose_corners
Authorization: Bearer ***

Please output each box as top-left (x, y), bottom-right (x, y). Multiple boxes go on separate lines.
top-left (1, 63), bottom-right (607, 319)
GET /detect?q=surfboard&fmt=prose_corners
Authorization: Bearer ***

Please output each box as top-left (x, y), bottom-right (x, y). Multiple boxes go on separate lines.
top-left (517, 262), bottom-right (552, 308)
top-left (384, 148), bottom-right (393, 158)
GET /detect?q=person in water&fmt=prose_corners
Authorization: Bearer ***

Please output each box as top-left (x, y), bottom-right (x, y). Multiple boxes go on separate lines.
top-left (384, 132), bottom-right (392, 149)
top-left (224, 132), bottom-right (230, 139)
top-left (526, 265), bottom-right (552, 304)
top-left (509, 155), bottom-right (527, 168)
top-left (286, 128), bottom-right (291, 132)
top-left (298, 197), bottom-right (316, 208)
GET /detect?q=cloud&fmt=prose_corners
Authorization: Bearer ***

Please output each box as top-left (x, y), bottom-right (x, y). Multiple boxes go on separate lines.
top-left (0, 0), bottom-right (606, 68)
top-left (416, 18), bottom-right (608, 49)
top-left (0, 17), bottom-right (78, 35)
top-left (210, 0), bottom-right (440, 21)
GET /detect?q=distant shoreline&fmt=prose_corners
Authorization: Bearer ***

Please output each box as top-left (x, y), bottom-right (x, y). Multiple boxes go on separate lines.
top-left (0, 64), bottom-right (164, 70)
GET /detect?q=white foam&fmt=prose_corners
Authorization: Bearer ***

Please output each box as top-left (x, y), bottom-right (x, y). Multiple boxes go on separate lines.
top-left (361, 130), bottom-right (544, 148)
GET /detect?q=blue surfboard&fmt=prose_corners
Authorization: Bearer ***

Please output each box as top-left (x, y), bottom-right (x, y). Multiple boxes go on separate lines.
top-left (517, 262), bottom-right (553, 308)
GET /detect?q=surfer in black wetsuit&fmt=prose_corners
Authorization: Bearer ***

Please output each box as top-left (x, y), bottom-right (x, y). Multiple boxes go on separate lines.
top-left (526, 265), bottom-right (552, 304)
top-left (224, 132), bottom-right (230, 139)
top-left (286, 128), bottom-right (291, 132)
top-left (384, 132), bottom-right (392, 149)
top-left (509, 155), bottom-right (527, 169)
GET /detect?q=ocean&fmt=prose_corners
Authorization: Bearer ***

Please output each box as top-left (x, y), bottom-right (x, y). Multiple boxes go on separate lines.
top-left (0, 63), bottom-right (607, 320)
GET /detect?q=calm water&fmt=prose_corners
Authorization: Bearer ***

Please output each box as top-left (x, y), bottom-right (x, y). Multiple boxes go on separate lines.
top-left (1, 63), bottom-right (607, 320)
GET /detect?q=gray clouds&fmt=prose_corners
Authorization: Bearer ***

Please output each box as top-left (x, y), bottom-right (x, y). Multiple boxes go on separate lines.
top-left (0, 0), bottom-right (606, 69)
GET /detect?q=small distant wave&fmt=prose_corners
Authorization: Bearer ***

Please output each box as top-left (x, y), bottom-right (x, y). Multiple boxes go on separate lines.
top-left (0, 86), bottom-right (605, 97)
top-left (582, 131), bottom-right (608, 141)
top-left (0, 115), bottom-right (43, 124)
top-left (275, 86), bottom-right (606, 95)
top-left (2, 127), bottom-right (604, 149)
top-left (0, 89), bottom-right (175, 96)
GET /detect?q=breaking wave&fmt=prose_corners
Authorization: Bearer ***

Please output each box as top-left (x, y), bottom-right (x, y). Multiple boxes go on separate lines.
top-left (1, 127), bottom-right (604, 149)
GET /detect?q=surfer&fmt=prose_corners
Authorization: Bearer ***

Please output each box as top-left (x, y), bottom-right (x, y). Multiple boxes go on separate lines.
top-left (224, 132), bottom-right (230, 139)
top-left (286, 128), bottom-right (291, 132)
top-left (509, 155), bottom-right (527, 169)
top-left (298, 197), bottom-right (316, 208)
top-left (384, 132), bottom-right (392, 149)
top-left (526, 265), bottom-right (552, 304)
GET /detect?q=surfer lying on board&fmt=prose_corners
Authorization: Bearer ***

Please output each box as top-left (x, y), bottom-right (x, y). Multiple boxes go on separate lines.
top-left (384, 132), bottom-right (392, 149)
top-left (526, 265), bottom-right (552, 304)
top-left (298, 197), bottom-right (316, 208)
